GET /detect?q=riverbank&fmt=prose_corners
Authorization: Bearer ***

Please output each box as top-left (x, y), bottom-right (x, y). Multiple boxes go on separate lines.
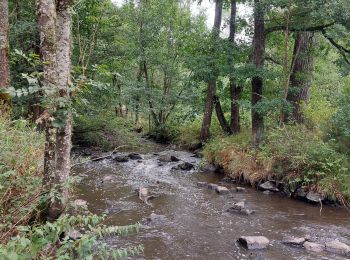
top-left (201, 126), bottom-right (350, 207)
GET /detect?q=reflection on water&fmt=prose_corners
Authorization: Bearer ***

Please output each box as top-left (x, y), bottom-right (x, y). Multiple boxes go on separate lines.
top-left (75, 150), bottom-right (350, 260)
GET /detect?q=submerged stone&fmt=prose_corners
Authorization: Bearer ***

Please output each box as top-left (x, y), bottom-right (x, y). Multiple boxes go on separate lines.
top-left (236, 187), bottom-right (246, 192)
top-left (197, 181), bottom-right (208, 188)
top-left (238, 236), bottom-right (269, 249)
top-left (102, 175), bottom-right (113, 182)
top-left (208, 183), bottom-right (219, 190)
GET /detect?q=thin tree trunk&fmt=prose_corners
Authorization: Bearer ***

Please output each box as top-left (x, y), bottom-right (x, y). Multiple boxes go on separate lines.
top-left (251, 0), bottom-right (265, 147)
top-left (37, 0), bottom-right (58, 185)
top-left (214, 95), bottom-right (232, 134)
top-left (284, 31), bottom-right (314, 123)
top-left (49, 1), bottom-right (73, 220)
top-left (200, 0), bottom-right (223, 142)
top-left (229, 0), bottom-right (242, 134)
top-left (0, 0), bottom-right (10, 112)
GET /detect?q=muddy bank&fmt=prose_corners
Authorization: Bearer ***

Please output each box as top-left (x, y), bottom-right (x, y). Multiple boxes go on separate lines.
top-left (73, 148), bottom-right (350, 259)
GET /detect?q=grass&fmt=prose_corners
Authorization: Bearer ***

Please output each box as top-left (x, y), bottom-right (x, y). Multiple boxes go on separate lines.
top-left (0, 116), bottom-right (45, 242)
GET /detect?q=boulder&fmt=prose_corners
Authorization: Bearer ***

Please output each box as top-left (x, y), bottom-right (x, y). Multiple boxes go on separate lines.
top-left (114, 155), bottom-right (129, 163)
top-left (306, 192), bottom-right (324, 203)
top-left (236, 187), bottom-right (246, 192)
top-left (193, 149), bottom-right (203, 158)
top-left (282, 237), bottom-right (306, 246)
top-left (172, 162), bottom-right (194, 171)
top-left (128, 153), bottom-right (142, 160)
top-left (238, 236), bottom-right (269, 249)
top-left (208, 183), bottom-right (219, 190)
top-left (222, 177), bottom-right (235, 183)
top-left (102, 175), bottom-right (113, 183)
top-left (295, 187), bottom-right (307, 198)
top-left (325, 240), bottom-right (350, 256)
top-left (215, 186), bottom-right (229, 194)
top-left (201, 163), bottom-right (216, 173)
top-left (170, 155), bottom-right (180, 162)
top-left (259, 181), bottom-right (279, 192)
top-left (303, 241), bottom-right (324, 252)
top-left (66, 230), bottom-right (83, 241)
top-left (227, 202), bottom-right (255, 215)
top-left (197, 182), bottom-right (208, 188)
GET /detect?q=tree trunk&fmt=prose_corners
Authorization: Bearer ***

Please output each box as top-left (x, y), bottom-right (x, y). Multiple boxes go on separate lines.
top-left (50, 1), bottom-right (73, 220)
top-left (251, 0), bottom-right (265, 147)
top-left (0, 0), bottom-right (10, 112)
top-left (200, 0), bottom-right (223, 142)
top-left (37, 0), bottom-right (58, 185)
top-left (214, 95), bottom-right (232, 134)
top-left (284, 31), bottom-right (314, 123)
top-left (229, 0), bottom-right (242, 134)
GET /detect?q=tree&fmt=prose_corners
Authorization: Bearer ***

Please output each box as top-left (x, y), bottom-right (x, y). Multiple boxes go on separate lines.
top-left (37, 0), bottom-right (74, 220)
top-left (229, 0), bottom-right (242, 134)
top-left (251, 0), bottom-right (265, 147)
top-left (0, 0), bottom-right (10, 112)
top-left (284, 31), bottom-right (315, 123)
top-left (200, 0), bottom-right (223, 142)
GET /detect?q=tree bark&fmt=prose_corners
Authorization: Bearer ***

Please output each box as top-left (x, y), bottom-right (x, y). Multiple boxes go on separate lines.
top-left (251, 0), bottom-right (265, 147)
top-left (200, 0), bottom-right (223, 142)
top-left (50, 1), bottom-right (73, 220)
top-left (0, 0), bottom-right (10, 112)
top-left (284, 31), bottom-right (314, 123)
top-left (37, 0), bottom-right (58, 185)
top-left (229, 0), bottom-right (242, 134)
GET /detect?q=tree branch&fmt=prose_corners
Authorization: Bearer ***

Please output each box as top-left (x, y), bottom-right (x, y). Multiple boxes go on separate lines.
top-left (321, 29), bottom-right (350, 65)
top-left (265, 22), bottom-right (335, 35)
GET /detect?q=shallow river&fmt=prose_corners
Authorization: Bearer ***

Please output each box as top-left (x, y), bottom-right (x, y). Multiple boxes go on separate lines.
top-left (75, 149), bottom-right (350, 260)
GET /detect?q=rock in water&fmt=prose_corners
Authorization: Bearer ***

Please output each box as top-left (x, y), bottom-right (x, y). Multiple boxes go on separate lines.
top-left (238, 236), bottom-right (269, 249)
top-left (306, 192), bottom-right (323, 203)
top-left (236, 187), bottom-right (246, 192)
top-left (170, 155), bottom-right (180, 162)
top-left (128, 153), bottom-right (142, 160)
top-left (282, 237), bottom-right (306, 246)
top-left (208, 183), bottom-right (219, 190)
top-left (172, 162), bottom-right (194, 171)
top-left (259, 181), bottom-right (279, 192)
top-left (215, 186), bottom-right (229, 194)
top-left (114, 155), bottom-right (129, 162)
top-left (325, 240), bottom-right (350, 256)
top-left (73, 199), bottom-right (87, 208)
top-left (197, 182), bottom-right (208, 188)
top-left (303, 241), bottom-right (324, 252)
top-left (102, 175), bottom-right (113, 183)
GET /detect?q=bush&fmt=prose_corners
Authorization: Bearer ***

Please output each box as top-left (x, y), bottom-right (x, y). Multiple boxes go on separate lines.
top-left (148, 123), bottom-right (179, 144)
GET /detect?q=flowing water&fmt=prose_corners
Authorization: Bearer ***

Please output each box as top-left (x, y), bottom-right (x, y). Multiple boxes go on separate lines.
top-left (75, 148), bottom-right (350, 260)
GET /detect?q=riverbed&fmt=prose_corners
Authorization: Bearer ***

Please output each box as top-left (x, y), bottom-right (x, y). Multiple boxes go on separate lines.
top-left (74, 148), bottom-right (350, 260)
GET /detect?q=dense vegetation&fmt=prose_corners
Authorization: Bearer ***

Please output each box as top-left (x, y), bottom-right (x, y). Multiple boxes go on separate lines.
top-left (1, 0), bottom-right (350, 258)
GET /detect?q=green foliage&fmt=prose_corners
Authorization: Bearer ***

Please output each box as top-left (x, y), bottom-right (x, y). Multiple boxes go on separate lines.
top-left (0, 214), bottom-right (143, 259)
top-left (148, 123), bottom-right (179, 143)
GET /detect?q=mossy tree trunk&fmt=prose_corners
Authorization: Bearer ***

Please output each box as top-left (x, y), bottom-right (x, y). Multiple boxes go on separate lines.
top-left (37, 0), bottom-right (74, 221)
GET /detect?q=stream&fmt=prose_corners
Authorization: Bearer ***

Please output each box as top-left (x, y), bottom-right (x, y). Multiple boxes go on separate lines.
top-left (75, 147), bottom-right (350, 260)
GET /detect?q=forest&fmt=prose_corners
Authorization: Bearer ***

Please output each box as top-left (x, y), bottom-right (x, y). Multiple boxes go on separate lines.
top-left (1, 0), bottom-right (350, 259)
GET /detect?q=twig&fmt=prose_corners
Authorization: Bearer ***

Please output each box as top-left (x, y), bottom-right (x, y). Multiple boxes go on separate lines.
top-left (71, 145), bottom-right (128, 168)
top-left (319, 198), bottom-right (323, 216)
